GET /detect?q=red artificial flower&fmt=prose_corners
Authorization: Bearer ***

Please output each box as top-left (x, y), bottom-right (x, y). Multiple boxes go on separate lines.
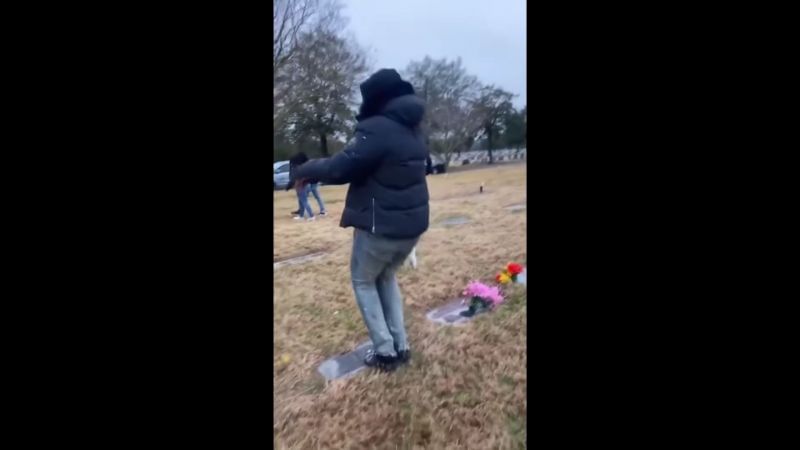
top-left (507, 263), bottom-right (523, 275)
top-left (495, 273), bottom-right (503, 282)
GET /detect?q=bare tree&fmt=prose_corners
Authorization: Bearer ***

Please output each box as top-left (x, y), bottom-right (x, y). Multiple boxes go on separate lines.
top-left (274, 0), bottom-right (347, 155)
top-left (274, 0), bottom-right (312, 72)
top-left (474, 85), bottom-right (515, 163)
top-left (498, 105), bottom-right (526, 151)
top-left (405, 56), bottom-right (486, 165)
top-left (282, 30), bottom-right (368, 156)
top-left (274, 0), bottom-right (315, 135)
top-left (427, 96), bottom-right (487, 165)
top-left (273, 0), bottom-right (342, 72)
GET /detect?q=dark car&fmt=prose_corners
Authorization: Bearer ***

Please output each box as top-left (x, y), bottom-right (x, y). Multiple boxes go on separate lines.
top-left (426, 154), bottom-right (447, 175)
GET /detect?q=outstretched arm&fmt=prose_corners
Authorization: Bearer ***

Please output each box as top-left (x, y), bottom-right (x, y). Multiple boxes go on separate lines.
top-left (293, 127), bottom-right (382, 185)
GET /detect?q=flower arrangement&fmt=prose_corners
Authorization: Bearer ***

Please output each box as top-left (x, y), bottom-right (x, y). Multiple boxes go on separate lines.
top-left (496, 262), bottom-right (524, 284)
top-left (460, 281), bottom-right (504, 317)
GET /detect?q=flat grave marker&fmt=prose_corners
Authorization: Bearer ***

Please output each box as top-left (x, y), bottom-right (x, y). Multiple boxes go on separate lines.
top-left (273, 251), bottom-right (327, 270)
top-left (438, 216), bottom-right (471, 227)
top-left (317, 340), bottom-right (372, 381)
top-left (425, 299), bottom-right (472, 326)
top-left (505, 203), bottom-right (526, 213)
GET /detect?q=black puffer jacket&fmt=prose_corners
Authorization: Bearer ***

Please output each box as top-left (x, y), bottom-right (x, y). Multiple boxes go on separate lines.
top-left (294, 94), bottom-right (430, 239)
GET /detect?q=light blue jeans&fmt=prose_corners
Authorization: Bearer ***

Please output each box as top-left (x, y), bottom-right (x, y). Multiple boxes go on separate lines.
top-left (295, 186), bottom-right (313, 218)
top-left (307, 183), bottom-right (326, 213)
top-left (350, 229), bottom-right (418, 356)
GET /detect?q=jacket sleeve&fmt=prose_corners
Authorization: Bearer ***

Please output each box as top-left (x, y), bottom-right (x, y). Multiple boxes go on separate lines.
top-left (294, 127), bottom-right (382, 185)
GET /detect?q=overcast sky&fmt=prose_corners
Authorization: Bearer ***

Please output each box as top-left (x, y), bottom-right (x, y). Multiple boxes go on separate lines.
top-left (341, 0), bottom-right (526, 109)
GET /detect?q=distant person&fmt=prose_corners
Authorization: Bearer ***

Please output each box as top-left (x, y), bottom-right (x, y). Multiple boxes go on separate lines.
top-left (287, 153), bottom-right (327, 218)
top-left (291, 69), bottom-right (429, 372)
top-left (287, 153), bottom-right (306, 216)
top-left (286, 152), bottom-right (315, 221)
top-left (306, 181), bottom-right (327, 216)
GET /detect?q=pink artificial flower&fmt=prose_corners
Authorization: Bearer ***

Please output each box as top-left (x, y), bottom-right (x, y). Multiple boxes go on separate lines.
top-left (462, 281), bottom-right (505, 307)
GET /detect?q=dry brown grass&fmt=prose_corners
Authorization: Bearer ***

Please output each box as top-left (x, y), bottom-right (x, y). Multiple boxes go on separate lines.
top-left (274, 163), bottom-right (527, 449)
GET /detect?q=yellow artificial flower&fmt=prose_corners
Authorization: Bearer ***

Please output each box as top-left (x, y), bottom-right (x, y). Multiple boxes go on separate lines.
top-left (498, 272), bottom-right (511, 284)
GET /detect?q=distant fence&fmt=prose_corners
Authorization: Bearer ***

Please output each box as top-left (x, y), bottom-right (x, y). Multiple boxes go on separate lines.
top-left (451, 148), bottom-right (526, 165)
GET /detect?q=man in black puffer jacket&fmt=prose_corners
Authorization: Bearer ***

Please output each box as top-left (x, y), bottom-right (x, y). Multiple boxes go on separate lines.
top-left (292, 69), bottom-right (429, 371)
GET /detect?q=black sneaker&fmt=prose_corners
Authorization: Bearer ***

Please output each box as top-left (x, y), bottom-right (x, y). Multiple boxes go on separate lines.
top-left (290, 210), bottom-right (301, 216)
top-left (396, 349), bottom-right (411, 365)
top-left (364, 349), bottom-right (399, 372)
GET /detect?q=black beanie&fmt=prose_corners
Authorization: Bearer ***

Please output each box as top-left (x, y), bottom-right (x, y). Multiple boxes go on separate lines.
top-left (356, 69), bottom-right (415, 121)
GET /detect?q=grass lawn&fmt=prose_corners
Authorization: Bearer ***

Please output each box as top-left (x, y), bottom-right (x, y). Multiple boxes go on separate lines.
top-left (274, 162), bottom-right (527, 449)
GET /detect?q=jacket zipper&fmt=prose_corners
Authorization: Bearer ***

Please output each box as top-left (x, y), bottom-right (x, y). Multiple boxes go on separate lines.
top-left (371, 198), bottom-right (376, 233)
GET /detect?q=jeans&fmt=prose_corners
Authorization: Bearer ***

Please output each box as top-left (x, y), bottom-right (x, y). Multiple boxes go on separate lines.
top-left (350, 228), bottom-right (418, 356)
top-left (296, 186), bottom-right (313, 218)
top-left (295, 189), bottom-right (304, 212)
top-left (307, 183), bottom-right (326, 213)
